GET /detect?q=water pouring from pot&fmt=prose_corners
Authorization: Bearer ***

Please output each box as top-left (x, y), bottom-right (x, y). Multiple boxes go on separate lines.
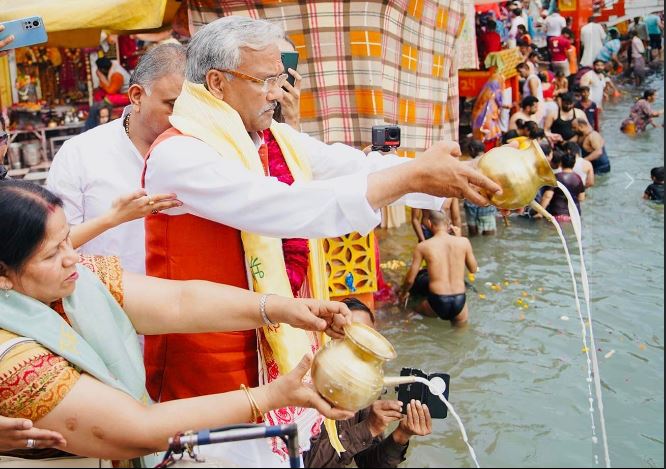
top-left (475, 138), bottom-right (557, 221)
top-left (311, 323), bottom-right (481, 467)
top-left (475, 140), bottom-right (611, 467)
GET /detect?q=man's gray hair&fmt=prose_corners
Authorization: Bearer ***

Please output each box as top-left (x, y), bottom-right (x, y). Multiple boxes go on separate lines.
top-left (186, 16), bottom-right (284, 84)
top-left (129, 43), bottom-right (186, 94)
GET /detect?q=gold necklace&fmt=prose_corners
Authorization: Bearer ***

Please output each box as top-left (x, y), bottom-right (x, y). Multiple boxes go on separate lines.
top-left (123, 112), bottom-right (131, 138)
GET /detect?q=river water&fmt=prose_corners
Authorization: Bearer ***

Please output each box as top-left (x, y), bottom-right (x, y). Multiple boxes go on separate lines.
top-left (376, 75), bottom-right (664, 467)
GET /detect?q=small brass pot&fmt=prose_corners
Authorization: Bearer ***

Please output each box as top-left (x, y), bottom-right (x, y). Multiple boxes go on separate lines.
top-left (311, 323), bottom-right (397, 412)
top-left (477, 139), bottom-right (557, 210)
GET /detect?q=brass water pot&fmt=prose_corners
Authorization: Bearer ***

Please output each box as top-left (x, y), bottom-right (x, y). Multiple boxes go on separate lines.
top-left (311, 322), bottom-right (399, 412)
top-left (477, 139), bottom-right (557, 210)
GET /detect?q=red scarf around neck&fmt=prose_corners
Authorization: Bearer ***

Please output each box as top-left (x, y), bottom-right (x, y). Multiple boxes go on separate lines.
top-left (263, 129), bottom-right (310, 296)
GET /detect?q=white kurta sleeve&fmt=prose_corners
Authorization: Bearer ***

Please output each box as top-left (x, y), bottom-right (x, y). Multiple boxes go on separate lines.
top-left (45, 141), bottom-right (85, 225)
top-left (145, 136), bottom-right (381, 238)
top-left (291, 127), bottom-right (444, 211)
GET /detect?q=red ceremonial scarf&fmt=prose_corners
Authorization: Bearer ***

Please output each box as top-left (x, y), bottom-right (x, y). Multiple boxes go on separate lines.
top-left (264, 129), bottom-right (310, 297)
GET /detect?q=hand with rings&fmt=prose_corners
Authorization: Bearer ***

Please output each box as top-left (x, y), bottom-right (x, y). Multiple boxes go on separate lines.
top-left (146, 195), bottom-right (157, 214)
top-left (0, 416), bottom-right (66, 451)
top-left (108, 189), bottom-right (182, 226)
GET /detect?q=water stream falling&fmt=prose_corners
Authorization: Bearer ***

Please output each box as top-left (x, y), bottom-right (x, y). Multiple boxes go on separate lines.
top-left (399, 183), bottom-right (613, 469)
top-left (413, 376), bottom-right (481, 468)
top-left (556, 181), bottom-right (611, 468)
top-left (543, 205), bottom-right (598, 460)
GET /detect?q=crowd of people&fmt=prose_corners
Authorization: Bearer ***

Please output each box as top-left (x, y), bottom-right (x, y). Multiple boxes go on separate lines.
top-left (396, 1), bottom-right (665, 333)
top-left (0, 4), bottom-right (663, 468)
top-left (471, 1), bottom-right (663, 225)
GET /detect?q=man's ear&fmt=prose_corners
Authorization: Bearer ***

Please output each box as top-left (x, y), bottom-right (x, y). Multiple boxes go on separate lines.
top-left (127, 84), bottom-right (144, 110)
top-left (205, 69), bottom-right (226, 100)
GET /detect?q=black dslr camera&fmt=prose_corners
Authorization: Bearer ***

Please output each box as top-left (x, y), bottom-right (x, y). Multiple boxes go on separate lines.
top-left (371, 125), bottom-right (401, 152)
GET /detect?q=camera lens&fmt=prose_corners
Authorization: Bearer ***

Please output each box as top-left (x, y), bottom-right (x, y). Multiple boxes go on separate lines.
top-left (33, 20), bottom-right (40, 27)
top-left (388, 129), bottom-right (399, 140)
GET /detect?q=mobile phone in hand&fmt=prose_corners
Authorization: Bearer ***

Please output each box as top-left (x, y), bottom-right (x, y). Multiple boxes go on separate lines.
top-left (0, 16), bottom-right (48, 52)
top-left (281, 51), bottom-right (299, 88)
top-left (396, 368), bottom-right (450, 419)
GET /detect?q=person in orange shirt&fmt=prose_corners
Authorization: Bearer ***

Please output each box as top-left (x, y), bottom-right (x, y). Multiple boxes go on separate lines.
top-left (517, 24), bottom-right (532, 45)
top-left (93, 57), bottom-right (131, 106)
top-left (567, 43), bottom-right (578, 83)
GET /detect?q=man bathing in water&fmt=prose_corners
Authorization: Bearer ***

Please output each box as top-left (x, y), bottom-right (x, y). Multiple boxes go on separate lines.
top-left (400, 211), bottom-right (478, 325)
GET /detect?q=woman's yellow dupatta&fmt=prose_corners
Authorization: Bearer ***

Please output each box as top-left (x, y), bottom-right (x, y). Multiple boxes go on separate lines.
top-left (169, 81), bottom-right (345, 455)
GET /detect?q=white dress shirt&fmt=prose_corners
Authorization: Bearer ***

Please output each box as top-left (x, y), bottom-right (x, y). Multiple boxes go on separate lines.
top-left (145, 123), bottom-right (443, 240)
top-left (47, 108), bottom-right (148, 274)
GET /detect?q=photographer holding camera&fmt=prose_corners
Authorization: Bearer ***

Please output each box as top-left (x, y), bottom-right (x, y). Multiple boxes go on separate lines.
top-left (304, 298), bottom-right (432, 468)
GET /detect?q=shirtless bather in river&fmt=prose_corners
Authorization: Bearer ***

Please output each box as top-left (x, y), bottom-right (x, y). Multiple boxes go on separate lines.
top-left (401, 211), bottom-right (478, 325)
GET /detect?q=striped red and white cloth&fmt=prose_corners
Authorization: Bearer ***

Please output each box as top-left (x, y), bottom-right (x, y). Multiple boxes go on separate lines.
top-left (184, 0), bottom-right (468, 155)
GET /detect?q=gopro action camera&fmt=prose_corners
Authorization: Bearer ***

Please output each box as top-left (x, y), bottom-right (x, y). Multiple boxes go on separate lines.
top-left (371, 125), bottom-right (401, 152)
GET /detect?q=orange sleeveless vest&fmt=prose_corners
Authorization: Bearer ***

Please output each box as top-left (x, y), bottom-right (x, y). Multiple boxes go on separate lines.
top-left (142, 128), bottom-right (258, 402)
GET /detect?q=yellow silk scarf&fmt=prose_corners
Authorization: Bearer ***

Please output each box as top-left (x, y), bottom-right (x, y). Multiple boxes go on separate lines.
top-left (169, 81), bottom-right (344, 453)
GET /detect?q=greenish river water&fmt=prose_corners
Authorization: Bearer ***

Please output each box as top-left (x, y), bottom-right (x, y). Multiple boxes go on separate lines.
top-left (376, 75), bottom-right (664, 468)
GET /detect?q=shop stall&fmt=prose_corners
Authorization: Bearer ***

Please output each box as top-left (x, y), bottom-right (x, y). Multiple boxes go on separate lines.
top-left (4, 45), bottom-right (93, 179)
top-left (0, 0), bottom-right (173, 181)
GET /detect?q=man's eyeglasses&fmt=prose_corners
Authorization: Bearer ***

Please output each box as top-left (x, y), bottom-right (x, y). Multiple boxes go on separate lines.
top-left (0, 132), bottom-right (8, 144)
top-left (216, 69), bottom-right (288, 93)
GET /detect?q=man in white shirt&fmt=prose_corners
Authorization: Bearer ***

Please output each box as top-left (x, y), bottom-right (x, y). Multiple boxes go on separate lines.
top-left (508, 7), bottom-right (527, 48)
top-left (517, 62), bottom-right (544, 102)
top-left (630, 30), bottom-right (647, 86)
top-left (145, 19), bottom-right (497, 251)
top-left (47, 44), bottom-right (186, 273)
top-left (580, 18), bottom-right (607, 67)
top-left (545, 8), bottom-right (567, 52)
top-left (142, 16), bottom-right (500, 467)
top-left (533, 9), bottom-right (549, 50)
top-left (579, 59), bottom-right (611, 109)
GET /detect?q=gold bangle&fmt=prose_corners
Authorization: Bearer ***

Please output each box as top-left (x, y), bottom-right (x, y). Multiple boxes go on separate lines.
top-left (240, 384), bottom-right (264, 422)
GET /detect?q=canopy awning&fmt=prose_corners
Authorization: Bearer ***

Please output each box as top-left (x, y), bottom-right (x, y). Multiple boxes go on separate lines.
top-left (0, 0), bottom-right (170, 47)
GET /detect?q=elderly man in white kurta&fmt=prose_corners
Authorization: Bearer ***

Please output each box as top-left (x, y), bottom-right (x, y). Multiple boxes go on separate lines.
top-left (142, 16), bottom-right (500, 468)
